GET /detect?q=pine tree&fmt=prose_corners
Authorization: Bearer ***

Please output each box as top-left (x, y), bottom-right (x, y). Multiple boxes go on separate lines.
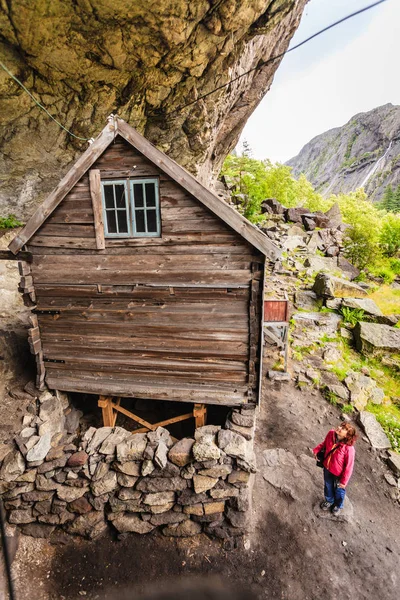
top-left (382, 184), bottom-right (394, 211)
top-left (392, 184), bottom-right (400, 213)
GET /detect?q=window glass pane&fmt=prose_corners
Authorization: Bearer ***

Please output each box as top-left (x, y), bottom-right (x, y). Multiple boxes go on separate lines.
top-left (145, 183), bottom-right (156, 207)
top-left (106, 210), bottom-right (117, 234)
top-left (104, 185), bottom-right (115, 208)
top-left (135, 209), bottom-right (146, 232)
top-left (117, 210), bottom-right (128, 233)
top-left (146, 210), bottom-right (158, 233)
top-left (133, 183), bottom-right (144, 207)
top-left (115, 184), bottom-right (126, 208)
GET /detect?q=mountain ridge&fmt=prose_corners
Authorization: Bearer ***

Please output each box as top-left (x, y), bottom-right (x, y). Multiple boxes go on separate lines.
top-left (286, 103), bottom-right (400, 200)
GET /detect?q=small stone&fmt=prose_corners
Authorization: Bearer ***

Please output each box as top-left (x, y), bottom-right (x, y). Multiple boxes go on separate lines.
top-left (67, 511), bottom-right (107, 539)
top-left (228, 470), bottom-right (250, 485)
top-left (218, 430), bottom-right (247, 460)
top-left (64, 408), bottom-right (83, 434)
top-left (57, 486), bottom-right (89, 502)
top-left (113, 461), bottom-right (141, 477)
top-left (112, 514), bottom-right (155, 534)
top-left (147, 503), bottom-right (174, 514)
top-left (192, 439), bottom-right (221, 462)
top-left (177, 489), bottom-right (208, 506)
top-left (209, 486), bottom-right (239, 499)
top-left (162, 520), bottom-right (201, 537)
top-left (143, 491), bottom-right (175, 506)
top-left (92, 461), bottom-right (110, 482)
top-left (203, 501), bottom-right (225, 515)
top-left (180, 464), bottom-right (196, 479)
top-left (141, 459), bottom-right (155, 476)
top-left (154, 440), bottom-right (168, 469)
top-left (16, 469), bottom-right (37, 483)
top-left (38, 457), bottom-right (67, 473)
top-left (198, 465), bottom-right (232, 478)
top-left (20, 427), bottom-right (36, 438)
top-left (183, 503), bottom-right (204, 516)
top-left (358, 412), bottom-right (391, 449)
top-left (9, 510), bottom-right (35, 524)
top-left (168, 438), bottom-right (195, 467)
top-left (26, 433), bottom-right (51, 463)
top-left (117, 473), bottom-right (138, 487)
top-left (225, 507), bottom-right (248, 527)
top-left (38, 397), bottom-right (65, 437)
top-left (194, 425), bottom-right (221, 440)
top-left (226, 420), bottom-right (253, 441)
top-left (118, 488), bottom-right (141, 501)
top-left (67, 451), bottom-right (88, 467)
top-left (68, 496), bottom-right (93, 514)
top-left (99, 427), bottom-right (131, 455)
top-left (0, 450), bottom-right (25, 482)
top-left (387, 450), bottom-right (400, 477)
top-left (193, 474), bottom-right (218, 494)
top-left (384, 473), bottom-right (397, 487)
top-left (22, 490), bottom-right (54, 502)
top-left (136, 477), bottom-right (187, 493)
top-left (86, 427), bottom-right (113, 454)
top-left (34, 500), bottom-right (52, 516)
top-left (91, 471), bottom-right (118, 496)
top-left (117, 434), bottom-right (147, 462)
top-left (230, 411), bottom-right (254, 428)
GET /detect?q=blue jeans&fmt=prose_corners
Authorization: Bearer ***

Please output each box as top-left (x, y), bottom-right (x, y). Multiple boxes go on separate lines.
top-left (324, 468), bottom-right (346, 508)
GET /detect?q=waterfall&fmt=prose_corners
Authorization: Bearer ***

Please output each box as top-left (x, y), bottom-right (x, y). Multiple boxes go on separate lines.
top-left (360, 140), bottom-right (393, 188)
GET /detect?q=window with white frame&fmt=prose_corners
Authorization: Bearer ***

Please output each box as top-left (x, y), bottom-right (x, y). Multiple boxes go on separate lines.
top-left (101, 178), bottom-right (160, 238)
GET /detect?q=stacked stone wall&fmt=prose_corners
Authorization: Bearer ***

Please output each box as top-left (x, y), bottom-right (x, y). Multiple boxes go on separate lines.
top-left (0, 389), bottom-right (256, 543)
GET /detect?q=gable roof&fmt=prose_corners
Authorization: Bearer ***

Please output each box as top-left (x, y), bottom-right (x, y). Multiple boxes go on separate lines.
top-left (9, 116), bottom-right (281, 260)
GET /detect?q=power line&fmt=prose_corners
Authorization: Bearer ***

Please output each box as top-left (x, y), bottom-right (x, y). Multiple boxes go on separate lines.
top-left (0, 59), bottom-right (91, 141)
top-left (165, 0), bottom-right (388, 118)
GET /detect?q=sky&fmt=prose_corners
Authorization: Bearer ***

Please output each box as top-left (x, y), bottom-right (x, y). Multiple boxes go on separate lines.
top-left (239, 0), bottom-right (400, 163)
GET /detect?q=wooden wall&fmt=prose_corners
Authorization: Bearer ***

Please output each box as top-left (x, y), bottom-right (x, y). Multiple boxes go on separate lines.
top-left (25, 137), bottom-right (265, 406)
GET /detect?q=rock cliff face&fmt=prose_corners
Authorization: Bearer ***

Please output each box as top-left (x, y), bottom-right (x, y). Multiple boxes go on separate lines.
top-left (286, 104), bottom-right (400, 200)
top-left (0, 0), bottom-right (307, 218)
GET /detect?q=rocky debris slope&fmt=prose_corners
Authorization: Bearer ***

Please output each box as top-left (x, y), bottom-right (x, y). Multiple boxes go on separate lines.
top-left (0, 0), bottom-right (307, 217)
top-left (0, 384), bottom-right (257, 543)
top-left (286, 103), bottom-right (400, 200)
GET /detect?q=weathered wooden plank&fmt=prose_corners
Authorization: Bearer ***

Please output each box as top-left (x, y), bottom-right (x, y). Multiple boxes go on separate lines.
top-left (28, 244), bottom-right (256, 256)
top-left (27, 236), bottom-right (98, 249)
top-left (45, 372), bottom-right (248, 405)
top-left (34, 224), bottom-right (96, 238)
top-left (89, 169), bottom-right (106, 250)
top-left (41, 334), bottom-right (248, 358)
top-left (46, 209), bottom-right (94, 224)
top-left (9, 124), bottom-right (116, 253)
top-left (32, 253), bottom-right (252, 272)
top-left (43, 360), bottom-right (247, 383)
top-left (33, 284), bottom-right (249, 299)
top-left (30, 267), bottom-right (252, 286)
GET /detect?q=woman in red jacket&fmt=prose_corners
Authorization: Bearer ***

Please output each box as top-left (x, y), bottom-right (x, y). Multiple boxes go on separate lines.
top-left (313, 422), bottom-right (357, 515)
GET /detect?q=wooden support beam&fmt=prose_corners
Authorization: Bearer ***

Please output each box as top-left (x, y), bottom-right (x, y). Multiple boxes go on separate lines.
top-left (98, 396), bottom-right (114, 427)
top-left (0, 250), bottom-right (32, 262)
top-left (193, 403), bottom-right (207, 428)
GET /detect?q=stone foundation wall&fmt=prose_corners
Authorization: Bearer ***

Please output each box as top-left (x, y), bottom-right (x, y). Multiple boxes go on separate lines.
top-left (0, 389), bottom-right (256, 543)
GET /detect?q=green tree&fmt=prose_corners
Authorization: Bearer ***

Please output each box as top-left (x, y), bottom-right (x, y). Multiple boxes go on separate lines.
top-left (392, 184), bottom-right (400, 213)
top-left (381, 184), bottom-right (394, 211)
top-left (380, 213), bottom-right (400, 256)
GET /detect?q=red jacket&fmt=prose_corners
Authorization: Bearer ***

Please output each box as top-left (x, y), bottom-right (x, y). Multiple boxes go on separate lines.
top-left (313, 429), bottom-right (355, 487)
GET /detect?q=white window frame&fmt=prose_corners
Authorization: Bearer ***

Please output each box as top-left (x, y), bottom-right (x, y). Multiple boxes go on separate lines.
top-left (100, 178), bottom-right (160, 239)
top-left (101, 180), bottom-right (131, 238)
top-left (130, 179), bottom-right (161, 237)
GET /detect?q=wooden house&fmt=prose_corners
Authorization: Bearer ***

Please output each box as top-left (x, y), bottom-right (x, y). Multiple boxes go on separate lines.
top-left (8, 115), bottom-right (280, 429)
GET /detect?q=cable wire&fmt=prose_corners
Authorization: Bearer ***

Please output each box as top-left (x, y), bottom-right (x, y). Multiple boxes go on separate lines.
top-left (0, 60), bottom-right (91, 141)
top-left (165, 0), bottom-right (388, 117)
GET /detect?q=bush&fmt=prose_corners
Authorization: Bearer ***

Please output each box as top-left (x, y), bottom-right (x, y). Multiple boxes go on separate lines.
top-left (342, 225), bottom-right (380, 269)
top-left (0, 214), bottom-right (23, 229)
top-left (380, 213), bottom-right (400, 257)
top-left (340, 306), bottom-right (365, 327)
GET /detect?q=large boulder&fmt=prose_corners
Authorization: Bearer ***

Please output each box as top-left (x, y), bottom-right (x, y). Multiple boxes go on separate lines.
top-left (285, 207), bottom-right (309, 223)
top-left (337, 256), bottom-right (360, 281)
top-left (341, 298), bottom-right (382, 317)
top-left (344, 371), bottom-right (385, 411)
top-left (313, 273), bottom-right (367, 298)
top-left (354, 322), bottom-right (400, 355)
top-left (358, 412), bottom-right (391, 449)
top-left (260, 198), bottom-right (285, 215)
top-left (324, 203), bottom-right (343, 228)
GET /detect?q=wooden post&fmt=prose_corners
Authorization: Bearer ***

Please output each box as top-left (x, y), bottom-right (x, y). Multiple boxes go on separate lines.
top-left (193, 404), bottom-right (207, 428)
top-left (98, 396), bottom-right (114, 427)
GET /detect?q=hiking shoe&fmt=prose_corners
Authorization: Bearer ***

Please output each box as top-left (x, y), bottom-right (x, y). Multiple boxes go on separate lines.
top-left (320, 501), bottom-right (333, 511)
top-left (331, 506), bottom-right (342, 516)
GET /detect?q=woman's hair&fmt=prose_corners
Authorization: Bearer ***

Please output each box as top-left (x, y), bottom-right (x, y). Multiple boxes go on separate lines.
top-left (339, 422), bottom-right (357, 446)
